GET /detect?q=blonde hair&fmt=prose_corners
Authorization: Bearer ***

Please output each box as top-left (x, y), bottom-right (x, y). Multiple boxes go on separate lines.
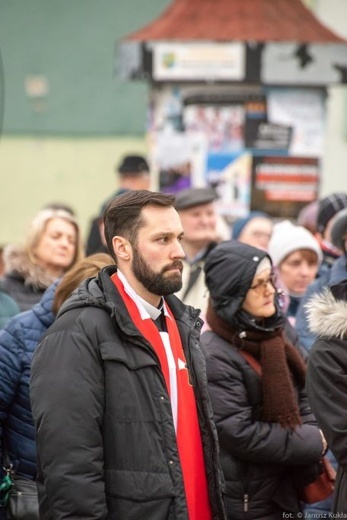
top-left (25, 208), bottom-right (84, 269)
top-left (52, 252), bottom-right (113, 314)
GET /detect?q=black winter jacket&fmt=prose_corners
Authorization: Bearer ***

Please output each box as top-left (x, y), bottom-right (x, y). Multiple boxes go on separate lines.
top-left (306, 287), bottom-right (347, 514)
top-left (30, 266), bottom-right (226, 520)
top-left (201, 330), bottom-right (323, 520)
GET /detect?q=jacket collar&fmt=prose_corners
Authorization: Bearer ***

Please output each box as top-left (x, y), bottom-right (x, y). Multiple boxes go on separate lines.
top-left (306, 288), bottom-right (347, 339)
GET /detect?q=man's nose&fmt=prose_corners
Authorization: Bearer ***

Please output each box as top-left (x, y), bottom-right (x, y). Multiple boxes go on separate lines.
top-left (172, 240), bottom-right (185, 259)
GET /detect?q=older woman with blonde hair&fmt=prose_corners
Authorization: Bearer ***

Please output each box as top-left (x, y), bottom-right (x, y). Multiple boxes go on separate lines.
top-left (0, 208), bottom-right (84, 311)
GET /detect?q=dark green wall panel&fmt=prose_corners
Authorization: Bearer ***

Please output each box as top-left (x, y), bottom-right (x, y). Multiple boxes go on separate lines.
top-left (0, 0), bottom-right (170, 135)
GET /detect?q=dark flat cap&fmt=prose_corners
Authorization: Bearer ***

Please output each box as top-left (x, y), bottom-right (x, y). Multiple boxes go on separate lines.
top-left (174, 187), bottom-right (218, 210)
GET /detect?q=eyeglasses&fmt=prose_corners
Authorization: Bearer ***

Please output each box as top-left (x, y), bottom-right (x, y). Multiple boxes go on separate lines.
top-left (249, 273), bottom-right (277, 294)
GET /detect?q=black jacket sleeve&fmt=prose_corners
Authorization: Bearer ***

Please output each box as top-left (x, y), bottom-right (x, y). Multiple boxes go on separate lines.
top-left (30, 327), bottom-right (107, 520)
top-left (306, 337), bottom-right (347, 471)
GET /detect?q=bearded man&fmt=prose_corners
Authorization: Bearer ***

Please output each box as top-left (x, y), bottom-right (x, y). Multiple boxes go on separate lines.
top-left (30, 190), bottom-right (226, 520)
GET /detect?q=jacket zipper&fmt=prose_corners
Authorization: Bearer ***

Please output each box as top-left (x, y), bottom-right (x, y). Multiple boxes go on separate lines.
top-left (244, 493), bottom-right (249, 512)
top-left (12, 490), bottom-right (37, 496)
top-left (184, 318), bottom-right (202, 387)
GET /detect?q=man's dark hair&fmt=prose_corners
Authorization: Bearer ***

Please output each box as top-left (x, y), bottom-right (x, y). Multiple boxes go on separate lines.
top-left (104, 190), bottom-right (175, 261)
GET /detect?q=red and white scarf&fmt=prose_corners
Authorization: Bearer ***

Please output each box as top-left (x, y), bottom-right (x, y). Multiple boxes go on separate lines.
top-left (112, 273), bottom-right (212, 520)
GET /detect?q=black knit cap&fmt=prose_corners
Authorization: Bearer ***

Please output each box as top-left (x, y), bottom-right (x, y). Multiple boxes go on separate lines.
top-left (317, 192), bottom-right (347, 234)
top-left (330, 208), bottom-right (347, 252)
top-left (116, 155), bottom-right (149, 176)
top-left (204, 240), bottom-right (271, 321)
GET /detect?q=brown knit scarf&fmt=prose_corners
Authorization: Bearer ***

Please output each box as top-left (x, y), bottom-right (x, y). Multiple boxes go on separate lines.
top-left (206, 303), bottom-right (307, 430)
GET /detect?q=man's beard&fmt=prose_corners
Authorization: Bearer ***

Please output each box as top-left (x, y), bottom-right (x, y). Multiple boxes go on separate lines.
top-left (132, 246), bottom-right (183, 296)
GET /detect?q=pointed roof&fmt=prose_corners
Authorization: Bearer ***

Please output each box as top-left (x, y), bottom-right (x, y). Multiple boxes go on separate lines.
top-left (125, 0), bottom-right (346, 43)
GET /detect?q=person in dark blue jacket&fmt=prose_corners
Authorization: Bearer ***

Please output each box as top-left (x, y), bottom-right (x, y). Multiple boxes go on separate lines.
top-left (295, 193), bottom-right (347, 354)
top-left (296, 206), bottom-right (347, 354)
top-left (0, 253), bottom-right (112, 520)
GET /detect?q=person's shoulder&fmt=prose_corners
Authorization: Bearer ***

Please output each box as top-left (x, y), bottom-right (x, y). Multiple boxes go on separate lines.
top-left (201, 330), bottom-right (239, 361)
top-left (0, 289), bottom-right (20, 314)
top-left (329, 254), bottom-right (347, 285)
top-left (0, 304), bottom-right (43, 339)
top-left (0, 288), bottom-right (20, 329)
top-left (305, 286), bottom-right (347, 341)
top-left (0, 307), bottom-right (37, 355)
top-left (166, 292), bottom-right (201, 319)
top-left (308, 335), bottom-right (347, 375)
top-left (47, 290), bottom-right (113, 347)
top-left (0, 272), bottom-right (24, 290)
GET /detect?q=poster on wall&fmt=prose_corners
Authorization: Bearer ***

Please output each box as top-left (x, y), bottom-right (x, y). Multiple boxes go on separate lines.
top-left (151, 131), bottom-right (207, 193)
top-left (204, 152), bottom-right (252, 217)
top-left (184, 104), bottom-right (245, 152)
top-left (266, 88), bottom-right (325, 157)
top-left (152, 42), bottom-right (246, 82)
top-left (244, 98), bottom-right (292, 152)
top-left (250, 155), bottom-right (320, 218)
top-left (182, 101), bottom-right (250, 216)
top-left (147, 85), bottom-right (325, 218)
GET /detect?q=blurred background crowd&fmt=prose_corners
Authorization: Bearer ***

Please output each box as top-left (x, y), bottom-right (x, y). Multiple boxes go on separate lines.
top-left (1, 0), bottom-right (347, 517)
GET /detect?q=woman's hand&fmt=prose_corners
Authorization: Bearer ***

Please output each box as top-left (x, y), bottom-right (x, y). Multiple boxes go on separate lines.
top-left (319, 429), bottom-right (328, 456)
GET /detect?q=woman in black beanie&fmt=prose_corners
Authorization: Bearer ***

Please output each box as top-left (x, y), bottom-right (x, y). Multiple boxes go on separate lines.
top-left (202, 240), bottom-right (326, 520)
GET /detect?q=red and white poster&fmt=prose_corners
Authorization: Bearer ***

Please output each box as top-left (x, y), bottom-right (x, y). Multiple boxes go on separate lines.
top-left (251, 156), bottom-right (320, 218)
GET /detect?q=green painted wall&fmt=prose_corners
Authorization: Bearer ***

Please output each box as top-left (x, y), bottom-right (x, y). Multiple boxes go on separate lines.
top-left (1, 0), bottom-right (345, 247)
top-left (0, 0), bottom-right (170, 136)
top-left (0, 0), bottom-right (170, 246)
top-left (0, 136), bottom-right (150, 246)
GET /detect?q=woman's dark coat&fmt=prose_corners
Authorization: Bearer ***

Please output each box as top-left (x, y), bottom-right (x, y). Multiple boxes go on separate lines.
top-left (306, 287), bottom-right (347, 513)
top-left (202, 240), bottom-right (323, 519)
top-left (202, 330), bottom-right (323, 518)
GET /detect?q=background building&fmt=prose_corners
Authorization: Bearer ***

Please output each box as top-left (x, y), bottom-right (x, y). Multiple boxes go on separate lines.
top-left (0, 0), bottom-right (346, 244)
top-left (120, 0), bottom-right (347, 220)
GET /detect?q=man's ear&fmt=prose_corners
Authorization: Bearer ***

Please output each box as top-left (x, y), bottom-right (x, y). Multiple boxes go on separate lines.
top-left (112, 236), bottom-right (131, 261)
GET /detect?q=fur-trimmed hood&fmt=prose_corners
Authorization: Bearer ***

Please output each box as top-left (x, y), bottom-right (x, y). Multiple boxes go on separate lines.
top-left (305, 288), bottom-right (347, 339)
top-left (3, 244), bottom-right (58, 290)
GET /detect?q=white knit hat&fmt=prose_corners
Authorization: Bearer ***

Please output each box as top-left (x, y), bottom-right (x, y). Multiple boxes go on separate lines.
top-left (268, 220), bottom-right (322, 267)
top-left (255, 256), bottom-right (272, 276)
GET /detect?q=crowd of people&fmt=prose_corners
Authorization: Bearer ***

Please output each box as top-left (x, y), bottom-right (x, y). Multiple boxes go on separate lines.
top-left (0, 153), bottom-right (347, 519)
